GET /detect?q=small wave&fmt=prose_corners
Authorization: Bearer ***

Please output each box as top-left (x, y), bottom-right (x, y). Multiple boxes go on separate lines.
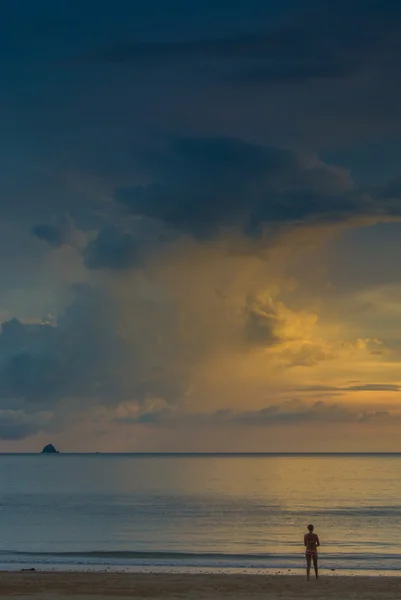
top-left (0, 550), bottom-right (272, 561)
top-left (2, 549), bottom-right (401, 561)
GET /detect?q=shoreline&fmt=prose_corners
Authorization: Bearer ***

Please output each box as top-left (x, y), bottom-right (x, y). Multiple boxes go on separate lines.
top-left (0, 571), bottom-right (400, 598)
top-left (2, 550), bottom-right (401, 575)
top-left (1, 564), bottom-right (401, 577)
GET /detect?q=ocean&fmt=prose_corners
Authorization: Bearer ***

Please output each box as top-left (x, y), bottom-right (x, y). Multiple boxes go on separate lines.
top-left (0, 453), bottom-right (401, 575)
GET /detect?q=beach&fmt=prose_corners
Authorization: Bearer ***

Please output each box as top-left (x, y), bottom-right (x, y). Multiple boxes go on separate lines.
top-left (0, 572), bottom-right (399, 599)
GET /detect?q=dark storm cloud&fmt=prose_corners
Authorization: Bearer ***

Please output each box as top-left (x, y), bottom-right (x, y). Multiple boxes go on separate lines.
top-left (30, 136), bottom-right (361, 267)
top-left (86, 0), bottom-right (401, 85)
top-left (115, 137), bottom-right (356, 240)
top-left (26, 135), bottom-right (394, 271)
top-left (87, 32), bottom-right (358, 83)
top-left (30, 135), bottom-right (401, 275)
top-left (111, 136), bottom-right (401, 244)
top-left (1, 2), bottom-right (400, 236)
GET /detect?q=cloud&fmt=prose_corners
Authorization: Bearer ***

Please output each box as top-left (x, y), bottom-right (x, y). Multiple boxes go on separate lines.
top-left (16, 132), bottom-right (401, 448)
top-left (115, 400), bottom-right (395, 428)
top-left (226, 402), bottom-right (393, 425)
top-left (28, 139), bottom-right (401, 276)
top-left (32, 214), bottom-right (85, 249)
top-left (15, 131), bottom-right (401, 452)
top-left (85, 0), bottom-right (401, 86)
top-left (0, 285), bottom-right (126, 406)
top-left (0, 410), bottom-right (44, 441)
top-left (115, 137), bottom-right (353, 238)
top-left (0, 231), bottom-right (340, 441)
top-left (32, 138), bottom-right (393, 293)
top-left (0, 259), bottom-right (223, 422)
top-left (114, 137), bottom-right (401, 245)
top-left (83, 218), bottom-right (171, 270)
top-left (2, 2), bottom-right (401, 452)
top-left (243, 294), bottom-right (280, 346)
top-left (88, 32), bottom-right (358, 84)
top-left (300, 383), bottom-right (401, 393)
top-left (241, 292), bottom-right (335, 367)
top-left (346, 383), bottom-right (400, 392)
top-left (84, 225), bottom-right (145, 270)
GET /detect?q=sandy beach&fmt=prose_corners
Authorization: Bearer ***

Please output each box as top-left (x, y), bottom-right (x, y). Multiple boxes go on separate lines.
top-left (0, 572), bottom-right (399, 599)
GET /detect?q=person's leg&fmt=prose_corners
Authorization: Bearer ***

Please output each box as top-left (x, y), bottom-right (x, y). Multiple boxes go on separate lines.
top-left (306, 554), bottom-right (311, 580)
top-left (312, 554), bottom-right (318, 579)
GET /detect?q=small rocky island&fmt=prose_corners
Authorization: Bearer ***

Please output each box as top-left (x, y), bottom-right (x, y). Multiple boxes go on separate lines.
top-left (41, 444), bottom-right (60, 454)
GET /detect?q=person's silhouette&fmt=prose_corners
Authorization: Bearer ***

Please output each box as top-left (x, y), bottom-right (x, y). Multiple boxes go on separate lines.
top-left (304, 524), bottom-right (320, 580)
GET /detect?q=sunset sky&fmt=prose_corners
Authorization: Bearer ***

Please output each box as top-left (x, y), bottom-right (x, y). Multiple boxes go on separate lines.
top-left (1, 0), bottom-right (401, 451)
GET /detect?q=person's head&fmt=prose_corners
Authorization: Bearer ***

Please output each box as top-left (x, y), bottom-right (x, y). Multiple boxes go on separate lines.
top-left (307, 524), bottom-right (314, 532)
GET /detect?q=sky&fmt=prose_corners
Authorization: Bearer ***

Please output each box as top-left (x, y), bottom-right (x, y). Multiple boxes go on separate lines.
top-left (1, 0), bottom-right (401, 452)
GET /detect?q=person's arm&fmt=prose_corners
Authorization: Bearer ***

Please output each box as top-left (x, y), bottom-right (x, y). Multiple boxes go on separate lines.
top-left (304, 534), bottom-right (308, 547)
top-left (316, 535), bottom-right (320, 547)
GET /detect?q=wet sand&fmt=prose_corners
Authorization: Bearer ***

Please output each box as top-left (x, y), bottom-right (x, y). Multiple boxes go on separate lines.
top-left (0, 571), bottom-right (399, 599)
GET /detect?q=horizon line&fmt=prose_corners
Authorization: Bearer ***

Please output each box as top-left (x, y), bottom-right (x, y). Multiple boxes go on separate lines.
top-left (2, 451), bottom-right (401, 456)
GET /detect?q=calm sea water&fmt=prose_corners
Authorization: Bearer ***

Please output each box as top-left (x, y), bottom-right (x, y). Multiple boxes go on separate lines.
top-left (0, 453), bottom-right (401, 574)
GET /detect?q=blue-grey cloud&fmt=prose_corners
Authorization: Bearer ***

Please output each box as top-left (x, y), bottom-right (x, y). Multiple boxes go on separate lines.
top-left (31, 214), bottom-right (80, 248)
top-left (30, 136), bottom-right (361, 268)
top-left (84, 226), bottom-right (144, 270)
top-left (225, 402), bottom-right (389, 425)
top-left (0, 278), bottom-right (194, 424)
top-left (111, 136), bottom-right (401, 250)
top-left (0, 285), bottom-right (125, 405)
top-left (32, 224), bottom-right (66, 247)
top-left (84, 0), bottom-right (401, 86)
top-left (116, 400), bottom-right (394, 428)
top-left (29, 136), bottom-right (401, 271)
top-left (83, 217), bottom-right (172, 270)
top-left (115, 137), bottom-right (360, 242)
top-left (0, 410), bottom-right (42, 441)
top-left (300, 384), bottom-right (401, 393)
top-left (86, 32), bottom-right (359, 84)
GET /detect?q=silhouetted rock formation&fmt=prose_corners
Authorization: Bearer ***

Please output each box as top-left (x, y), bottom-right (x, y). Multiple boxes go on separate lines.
top-left (41, 444), bottom-right (59, 454)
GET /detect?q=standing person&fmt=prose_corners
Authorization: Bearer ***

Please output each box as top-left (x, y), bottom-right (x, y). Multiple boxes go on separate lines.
top-left (304, 524), bottom-right (320, 580)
